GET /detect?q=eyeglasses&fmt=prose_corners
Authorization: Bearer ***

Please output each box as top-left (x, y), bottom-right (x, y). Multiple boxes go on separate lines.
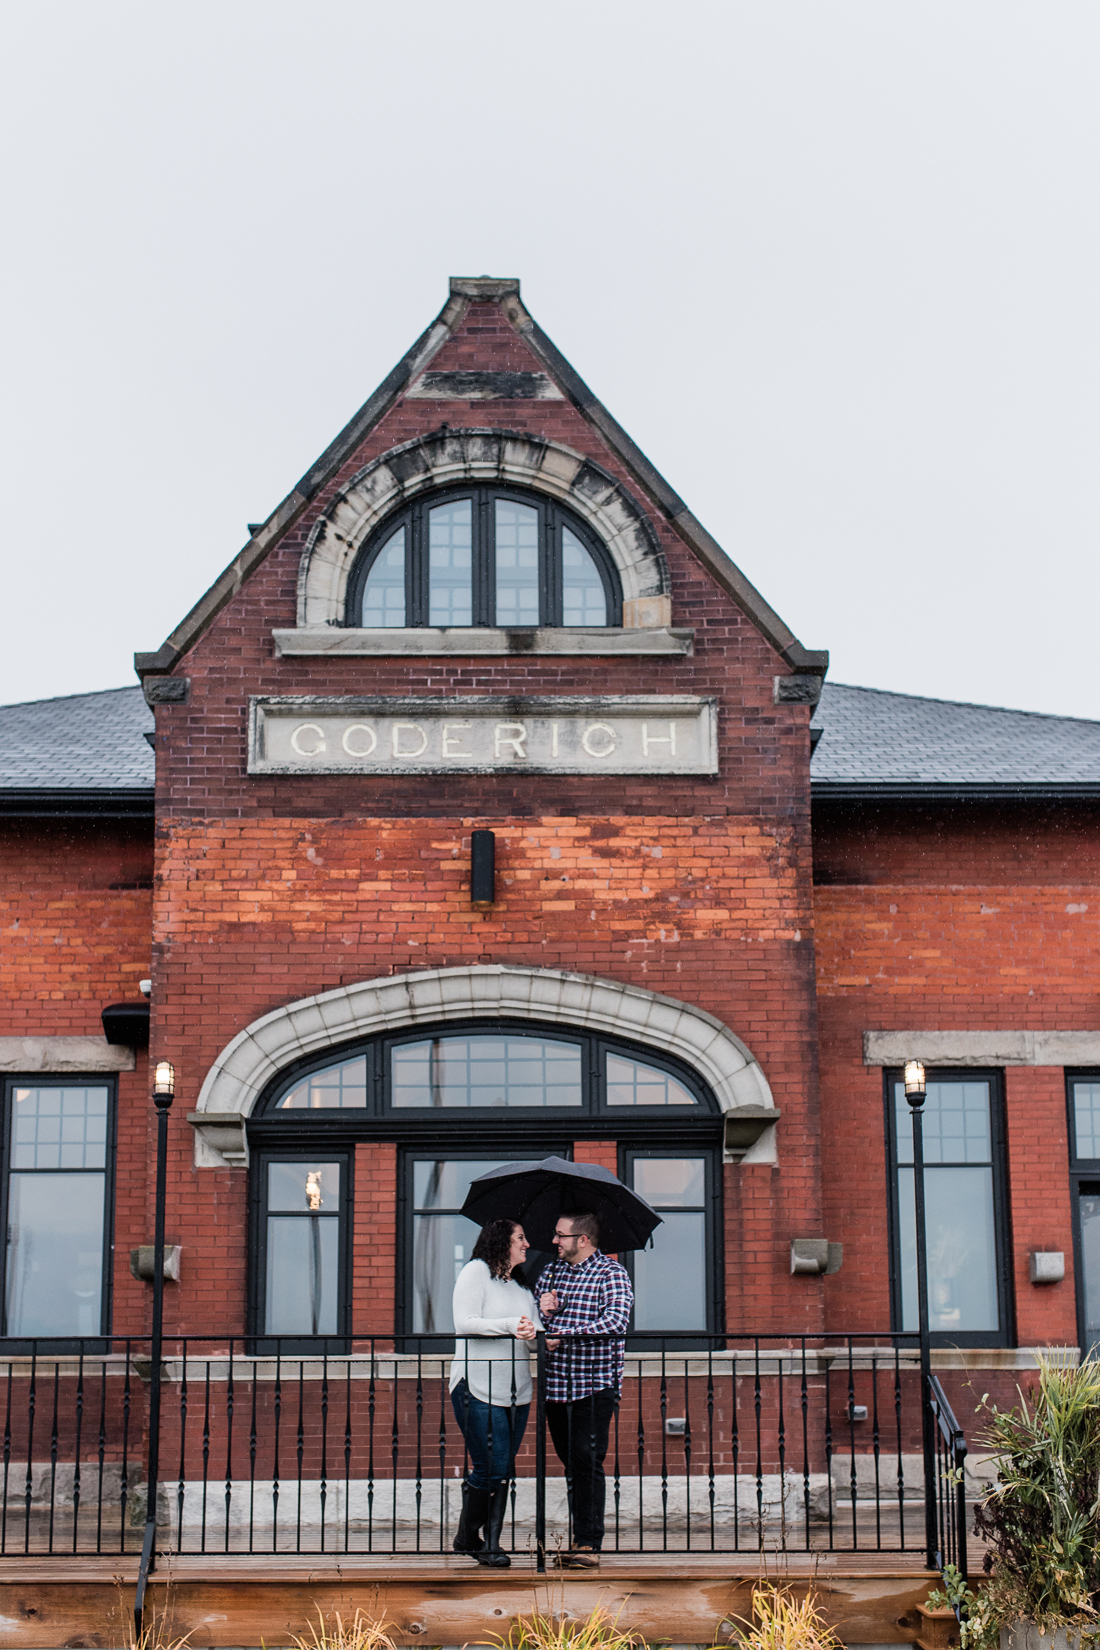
top-left (553, 1230), bottom-right (578, 1241)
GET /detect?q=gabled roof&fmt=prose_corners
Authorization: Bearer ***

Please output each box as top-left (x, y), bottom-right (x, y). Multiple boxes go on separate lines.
top-left (0, 686), bottom-right (153, 814)
top-left (134, 277), bottom-right (828, 685)
top-left (811, 682), bottom-right (1100, 798)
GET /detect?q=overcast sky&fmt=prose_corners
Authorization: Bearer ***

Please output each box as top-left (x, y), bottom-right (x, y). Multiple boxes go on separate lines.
top-left (2, 2), bottom-right (1097, 718)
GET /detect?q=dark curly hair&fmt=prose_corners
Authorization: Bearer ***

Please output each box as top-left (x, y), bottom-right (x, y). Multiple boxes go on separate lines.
top-left (472, 1219), bottom-right (522, 1280)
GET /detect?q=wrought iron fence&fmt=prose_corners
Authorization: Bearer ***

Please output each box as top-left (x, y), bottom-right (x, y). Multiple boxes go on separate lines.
top-left (929, 1374), bottom-right (969, 1582)
top-left (0, 1330), bottom-right (967, 1574)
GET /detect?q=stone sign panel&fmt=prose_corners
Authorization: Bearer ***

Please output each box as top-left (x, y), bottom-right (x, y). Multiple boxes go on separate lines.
top-left (247, 696), bottom-right (718, 777)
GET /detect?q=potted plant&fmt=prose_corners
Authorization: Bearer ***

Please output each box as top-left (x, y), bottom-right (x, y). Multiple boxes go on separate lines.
top-left (936, 1354), bottom-right (1100, 1650)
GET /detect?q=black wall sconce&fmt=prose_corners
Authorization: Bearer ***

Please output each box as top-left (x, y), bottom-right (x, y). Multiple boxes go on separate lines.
top-left (471, 830), bottom-right (496, 909)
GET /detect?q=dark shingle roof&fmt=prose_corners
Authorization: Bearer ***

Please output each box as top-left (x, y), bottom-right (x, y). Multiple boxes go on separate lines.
top-left (0, 686), bottom-right (153, 811)
top-left (812, 682), bottom-right (1100, 797)
top-left (4, 678), bottom-right (1100, 809)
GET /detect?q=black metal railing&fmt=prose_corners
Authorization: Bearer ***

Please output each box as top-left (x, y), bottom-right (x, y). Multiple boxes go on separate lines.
top-left (929, 1374), bottom-right (969, 1581)
top-left (0, 1330), bottom-right (969, 1571)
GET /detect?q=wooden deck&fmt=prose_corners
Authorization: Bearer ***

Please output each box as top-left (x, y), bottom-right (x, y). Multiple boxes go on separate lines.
top-left (0, 1551), bottom-right (945, 1647)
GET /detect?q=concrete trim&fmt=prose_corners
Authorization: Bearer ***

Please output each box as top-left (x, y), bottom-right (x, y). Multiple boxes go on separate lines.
top-left (0, 1037), bottom-right (135, 1073)
top-left (864, 1029), bottom-right (1100, 1067)
top-left (135, 278), bottom-right (826, 684)
top-left (295, 429), bottom-right (670, 628)
top-left (190, 966), bottom-right (778, 1169)
top-left (272, 626), bottom-right (694, 659)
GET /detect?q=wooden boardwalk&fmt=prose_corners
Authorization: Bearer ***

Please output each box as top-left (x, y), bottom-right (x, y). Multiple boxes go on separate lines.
top-left (0, 1550), bottom-right (947, 1648)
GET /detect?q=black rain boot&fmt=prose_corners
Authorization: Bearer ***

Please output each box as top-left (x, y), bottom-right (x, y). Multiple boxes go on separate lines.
top-left (453, 1481), bottom-right (488, 1556)
top-left (477, 1479), bottom-right (512, 1568)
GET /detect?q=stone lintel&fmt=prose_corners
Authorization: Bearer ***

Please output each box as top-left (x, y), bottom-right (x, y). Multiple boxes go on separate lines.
top-left (272, 627), bottom-right (693, 659)
top-left (0, 1037), bottom-right (135, 1073)
top-left (864, 1029), bottom-right (1100, 1067)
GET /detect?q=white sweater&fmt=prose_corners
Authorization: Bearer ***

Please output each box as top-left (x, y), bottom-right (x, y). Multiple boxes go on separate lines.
top-left (449, 1260), bottom-right (540, 1406)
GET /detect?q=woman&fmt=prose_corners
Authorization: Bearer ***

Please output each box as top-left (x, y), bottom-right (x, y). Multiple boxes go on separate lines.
top-left (450, 1219), bottom-right (540, 1568)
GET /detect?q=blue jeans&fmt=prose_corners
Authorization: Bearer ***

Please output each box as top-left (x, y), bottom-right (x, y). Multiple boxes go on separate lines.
top-left (451, 1380), bottom-right (529, 1489)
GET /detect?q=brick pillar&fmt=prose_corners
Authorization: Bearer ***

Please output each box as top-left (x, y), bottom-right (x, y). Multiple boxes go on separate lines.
top-left (353, 1142), bottom-right (397, 1341)
top-left (1005, 1067), bottom-right (1078, 1348)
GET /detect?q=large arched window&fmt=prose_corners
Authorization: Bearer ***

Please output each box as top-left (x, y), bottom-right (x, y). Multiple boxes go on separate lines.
top-left (247, 1020), bottom-right (721, 1345)
top-left (345, 488), bottom-right (622, 629)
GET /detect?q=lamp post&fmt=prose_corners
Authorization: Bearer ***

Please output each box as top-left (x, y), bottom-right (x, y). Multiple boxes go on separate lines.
top-left (903, 1057), bottom-right (938, 1569)
top-left (136, 1059), bottom-right (174, 1636)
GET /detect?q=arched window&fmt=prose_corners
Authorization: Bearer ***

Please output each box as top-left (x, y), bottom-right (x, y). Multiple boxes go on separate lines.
top-left (248, 1021), bottom-right (720, 1345)
top-left (345, 489), bottom-right (621, 630)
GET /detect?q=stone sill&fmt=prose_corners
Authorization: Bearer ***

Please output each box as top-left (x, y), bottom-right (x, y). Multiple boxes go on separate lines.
top-left (272, 626), bottom-right (694, 659)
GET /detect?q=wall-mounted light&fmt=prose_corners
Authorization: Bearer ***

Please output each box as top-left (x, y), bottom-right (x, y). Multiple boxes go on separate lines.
top-left (471, 830), bottom-right (496, 909)
top-left (903, 1059), bottom-right (927, 1104)
top-left (153, 1061), bottom-right (176, 1099)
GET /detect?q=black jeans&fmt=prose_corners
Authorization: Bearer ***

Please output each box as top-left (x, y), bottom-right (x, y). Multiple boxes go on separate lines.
top-left (545, 1388), bottom-right (617, 1551)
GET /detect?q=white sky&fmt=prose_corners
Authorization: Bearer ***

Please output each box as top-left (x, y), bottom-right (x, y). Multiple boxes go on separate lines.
top-left (1, 2), bottom-right (1097, 717)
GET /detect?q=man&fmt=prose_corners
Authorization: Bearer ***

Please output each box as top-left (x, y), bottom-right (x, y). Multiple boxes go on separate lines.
top-left (538, 1210), bottom-right (633, 1568)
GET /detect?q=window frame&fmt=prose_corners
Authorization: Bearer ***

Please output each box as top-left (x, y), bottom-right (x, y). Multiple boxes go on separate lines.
top-left (247, 1147), bottom-right (354, 1353)
top-left (345, 485), bottom-right (623, 630)
top-left (618, 1144), bottom-right (723, 1338)
top-left (397, 1142), bottom-right (575, 1342)
top-left (0, 1073), bottom-right (118, 1349)
top-left (254, 1020), bottom-right (719, 1124)
top-left (1064, 1070), bottom-right (1100, 1355)
top-left (882, 1066), bottom-right (1014, 1349)
top-left (248, 1021), bottom-right (724, 1343)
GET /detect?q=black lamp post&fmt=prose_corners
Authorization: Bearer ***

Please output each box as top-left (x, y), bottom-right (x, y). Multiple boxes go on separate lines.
top-left (136, 1059), bottom-right (174, 1636)
top-left (903, 1057), bottom-right (938, 1569)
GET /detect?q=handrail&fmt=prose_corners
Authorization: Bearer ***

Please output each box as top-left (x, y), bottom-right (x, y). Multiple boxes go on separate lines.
top-left (929, 1374), bottom-right (968, 1582)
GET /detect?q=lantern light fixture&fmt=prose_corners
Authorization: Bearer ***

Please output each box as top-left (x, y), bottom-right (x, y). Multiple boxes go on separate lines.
top-left (153, 1061), bottom-right (176, 1099)
top-left (903, 1059), bottom-right (927, 1105)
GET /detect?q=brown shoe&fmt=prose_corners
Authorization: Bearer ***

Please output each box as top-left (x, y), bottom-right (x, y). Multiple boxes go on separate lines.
top-left (564, 1546), bottom-right (600, 1569)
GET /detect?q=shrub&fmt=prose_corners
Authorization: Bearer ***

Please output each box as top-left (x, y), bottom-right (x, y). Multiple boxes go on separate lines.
top-left (963, 1354), bottom-right (1100, 1647)
top-left (718, 1584), bottom-right (842, 1650)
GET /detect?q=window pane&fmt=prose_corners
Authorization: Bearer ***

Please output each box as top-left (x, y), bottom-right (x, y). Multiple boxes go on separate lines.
top-left (1074, 1082), bottom-right (1100, 1159)
top-left (277, 1056), bottom-right (368, 1110)
top-left (428, 500), bottom-right (473, 626)
top-left (5, 1172), bottom-right (104, 1336)
top-left (265, 1215), bottom-right (339, 1335)
top-left (411, 1211), bottom-right (484, 1332)
top-left (361, 527), bottom-right (406, 627)
top-left (10, 1085), bottom-right (109, 1169)
top-left (632, 1157), bottom-right (706, 1208)
top-left (898, 1164), bottom-right (999, 1332)
top-left (605, 1054), bottom-right (697, 1108)
top-left (413, 1158), bottom-right (536, 1210)
top-left (561, 527), bottom-right (607, 627)
top-left (267, 1161), bottom-right (341, 1212)
top-left (632, 1213), bottom-right (707, 1331)
top-left (894, 1080), bottom-right (992, 1165)
top-left (1079, 1188), bottom-right (1100, 1356)
top-left (494, 500), bottom-right (540, 625)
top-left (391, 1036), bottom-right (582, 1108)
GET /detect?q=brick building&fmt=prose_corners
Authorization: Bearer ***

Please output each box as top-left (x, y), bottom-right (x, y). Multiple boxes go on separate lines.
top-left (2, 275), bottom-right (1099, 1377)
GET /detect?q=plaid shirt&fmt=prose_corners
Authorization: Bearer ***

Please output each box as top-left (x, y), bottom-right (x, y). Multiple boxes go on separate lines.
top-left (537, 1250), bottom-right (633, 1402)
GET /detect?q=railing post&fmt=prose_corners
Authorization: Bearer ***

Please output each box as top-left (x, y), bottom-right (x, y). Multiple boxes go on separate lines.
top-left (136, 1062), bottom-right (174, 1638)
top-left (954, 1421), bottom-right (969, 1583)
top-left (535, 1332), bottom-right (546, 1573)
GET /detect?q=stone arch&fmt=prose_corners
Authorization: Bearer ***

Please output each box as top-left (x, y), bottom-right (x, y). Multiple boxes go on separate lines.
top-left (189, 965), bottom-right (778, 1168)
top-left (296, 429), bottom-right (670, 627)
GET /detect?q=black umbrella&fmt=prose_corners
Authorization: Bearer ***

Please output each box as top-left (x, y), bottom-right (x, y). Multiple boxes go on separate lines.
top-left (459, 1156), bottom-right (662, 1253)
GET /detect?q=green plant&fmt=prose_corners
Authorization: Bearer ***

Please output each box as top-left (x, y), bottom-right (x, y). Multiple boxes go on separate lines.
top-left (492, 1604), bottom-right (645, 1650)
top-left (715, 1584), bottom-right (842, 1650)
top-left (287, 1608), bottom-right (397, 1650)
top-left (964, 1353), bottom-right (1100, 1648)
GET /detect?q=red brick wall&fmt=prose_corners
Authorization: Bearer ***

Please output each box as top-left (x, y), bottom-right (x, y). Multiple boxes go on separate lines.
top-left (0, 816), bottom-right (155, 1336)
top-left (152, 811), bottom-right (823, 1335)
top-left (814, 799), bottom-right (1100, 1343)
top-left (353, 1141), bottom-right (397, 1340)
